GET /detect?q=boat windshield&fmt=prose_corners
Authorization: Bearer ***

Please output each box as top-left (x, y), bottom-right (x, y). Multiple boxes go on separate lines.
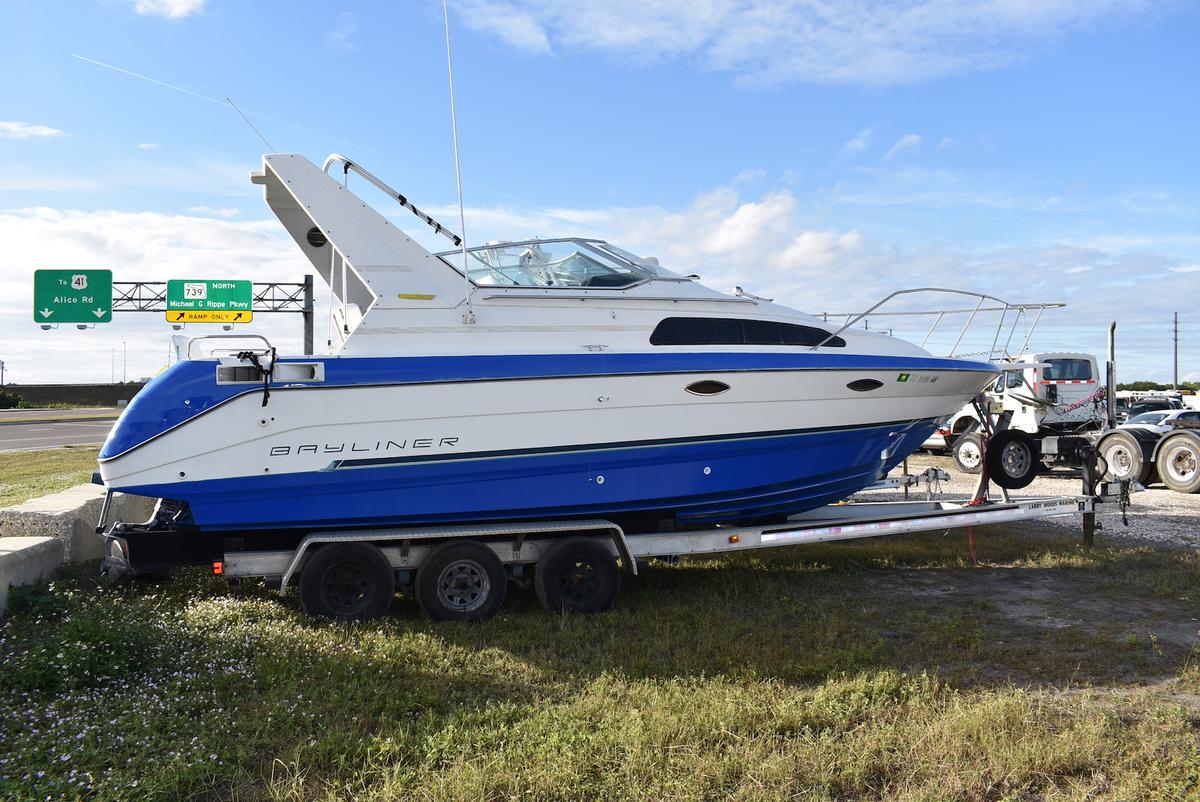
top-left (436, 238), bottom-right (687, 288)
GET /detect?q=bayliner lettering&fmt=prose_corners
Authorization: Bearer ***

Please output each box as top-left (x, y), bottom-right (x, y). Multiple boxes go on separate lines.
top-left (269, 437), bottom-right (459, 457)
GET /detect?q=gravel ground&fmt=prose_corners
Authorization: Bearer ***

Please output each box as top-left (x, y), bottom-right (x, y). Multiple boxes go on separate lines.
top-left (857, 451), bottom-right (1200, 550)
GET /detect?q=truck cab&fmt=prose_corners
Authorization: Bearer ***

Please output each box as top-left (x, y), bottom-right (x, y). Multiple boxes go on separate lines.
top-left (934, 352), bottom-right (1105, 475)
top-left (991, 352), bottom-right (1104, 435)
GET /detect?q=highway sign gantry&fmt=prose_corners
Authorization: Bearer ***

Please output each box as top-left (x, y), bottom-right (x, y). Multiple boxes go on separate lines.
top-left (33, 269), bottom-right (113, 324)
top-left (165, 279), bottom-right (253, 324)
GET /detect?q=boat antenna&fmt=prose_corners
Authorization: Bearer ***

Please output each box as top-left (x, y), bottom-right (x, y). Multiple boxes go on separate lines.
top-left (442, 0), bottom-right (474, 324)
top-left (226, 96), bottom-right (276, 151)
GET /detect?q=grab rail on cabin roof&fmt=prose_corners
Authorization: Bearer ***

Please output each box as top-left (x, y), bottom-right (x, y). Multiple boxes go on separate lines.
top-left (321, 153), bottom-right (463, 247)
top-left (811, 288), bottom-right (1065, 360)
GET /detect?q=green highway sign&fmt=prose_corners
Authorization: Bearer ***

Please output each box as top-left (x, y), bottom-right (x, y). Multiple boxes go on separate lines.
top-left (166, 279), bottom-right (254, 324)
top-left (33, 269), bottom-right (113, 324)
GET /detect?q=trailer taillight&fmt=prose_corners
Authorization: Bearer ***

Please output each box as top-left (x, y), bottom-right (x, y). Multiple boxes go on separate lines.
top-left (212, 561), bottom-right (224, 576)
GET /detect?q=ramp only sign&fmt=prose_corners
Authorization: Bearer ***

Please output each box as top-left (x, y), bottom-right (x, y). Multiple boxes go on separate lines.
top-left (34, 269), bottom-right (113, 324)
top-left (166, 279), bottom-right (253, 323)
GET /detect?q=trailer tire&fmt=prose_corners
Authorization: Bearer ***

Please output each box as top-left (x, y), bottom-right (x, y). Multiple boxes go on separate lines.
top-left (1155, 432), bottom-right (1200, 494)
top-left (1098, 431), bottom-right (1153, 484)
top-left (416, 541), bottom-right (507, 622)
top-left (986, 429), bottom-right (1040, 490)
top-left (535, 537), bottom-right (620, 614)
top-left (298, 543), bottom-right (395, 621)
top-left (952, 432), bottom-right (984, 474)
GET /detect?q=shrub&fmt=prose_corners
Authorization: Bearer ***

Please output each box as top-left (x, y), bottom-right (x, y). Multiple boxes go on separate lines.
top-left (0, 389), bottom-right (29, 409)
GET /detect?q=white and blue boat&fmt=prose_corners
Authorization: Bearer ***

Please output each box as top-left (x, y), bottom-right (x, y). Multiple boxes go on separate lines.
top-left (97, 154), bottom-right (999, 535)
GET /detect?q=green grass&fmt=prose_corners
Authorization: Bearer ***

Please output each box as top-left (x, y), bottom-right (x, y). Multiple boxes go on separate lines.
top-left (0, 446), bottom-right (100, 508)
top-left (1, 526), bottom-right (1198, 801)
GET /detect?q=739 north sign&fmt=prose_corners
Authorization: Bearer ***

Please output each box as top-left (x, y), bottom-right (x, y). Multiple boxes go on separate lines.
top-left (33, 269), bottom-right (113, 323)
top-left (165, 279), bottom-right (253, 324)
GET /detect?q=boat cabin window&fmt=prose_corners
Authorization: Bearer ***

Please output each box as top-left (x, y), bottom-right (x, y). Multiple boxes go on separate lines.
top-left (650, 317), bottom-right (845, 347)
top-left (1043, 358), bottom-right (1093, 381)
top-left (436, 238), bottom-right (686, 289)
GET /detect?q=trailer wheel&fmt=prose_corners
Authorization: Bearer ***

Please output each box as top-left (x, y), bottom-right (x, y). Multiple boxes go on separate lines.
top-left (535, 537), bottom-right (620, 614)
top-left (986, 430), bottom-right (1040, 490)
top-left (1098, 431), bottom-right (1152, 484)
top-left (298, 543), bottom-right (395, 621)
top-left (416, 541), bottom-right (507, 622)
top-left (952, 433), bottom-right (984, 474)
top-left (1155, 432), bottom-right (1200, 494)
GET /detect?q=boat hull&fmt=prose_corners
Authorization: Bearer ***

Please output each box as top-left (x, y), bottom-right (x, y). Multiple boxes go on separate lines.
top-left (112, 418), bottom-right (936, 532)
top-left (100, 355), bottom-right (995, 533)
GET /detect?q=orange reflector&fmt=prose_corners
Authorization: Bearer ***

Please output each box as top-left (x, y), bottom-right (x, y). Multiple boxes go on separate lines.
top-left (728, 534), bottom-right (741, 544)
top-left (212, 561), bottom-right (224, 576)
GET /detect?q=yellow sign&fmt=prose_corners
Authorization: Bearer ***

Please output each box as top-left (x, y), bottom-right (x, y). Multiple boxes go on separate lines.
top-left (164, 310), bottom-right (254, 324)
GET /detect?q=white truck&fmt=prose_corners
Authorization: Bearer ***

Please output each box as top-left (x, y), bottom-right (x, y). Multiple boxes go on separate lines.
top-left (932, 352), bottom-right (1106, 479)
top-left (929, 349), bottom-right (1200, 494)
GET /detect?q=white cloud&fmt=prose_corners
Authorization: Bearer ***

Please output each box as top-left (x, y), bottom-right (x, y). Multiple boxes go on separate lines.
top-left (136, 142), bottom-right (159, 150)
top-left (458, 0), bottom-right (552, 53)
top-left (188, 206), bottom-right (240, 218)
top-left (732, 168), bottom-right (767, 184)
top-left (842, 126), bottom-right (876, 154)
top-left (884, 134), bottom-right (922, 161)
top-left (937, 137), bottom-right (955, 150)
top-left (1169, 264), bottom-right (1200, 273)
top-left (453, 1), bottom-right (1158, 86)
top-left (130, 0), bottom-right (205, 18)
top-left (0, 122), bottom-right (64, 139)
top-left (325, 12), bottom-right (358, 51)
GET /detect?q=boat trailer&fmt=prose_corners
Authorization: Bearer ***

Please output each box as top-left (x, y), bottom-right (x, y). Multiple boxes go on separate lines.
top-left (97, 459), bottom-right (1133, 622)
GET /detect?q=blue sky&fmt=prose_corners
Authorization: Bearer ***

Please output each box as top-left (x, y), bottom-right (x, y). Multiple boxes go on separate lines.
top-left (1, 0), bottom-right (1198, 384)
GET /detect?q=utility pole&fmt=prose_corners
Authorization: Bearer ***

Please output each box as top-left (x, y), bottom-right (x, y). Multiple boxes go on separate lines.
top-left (1173, 311), bottom-right (1179, 390)
top-left (0, 360), bottom-right (5, 387)
top-left (122, 339), bottom-right (127, 383)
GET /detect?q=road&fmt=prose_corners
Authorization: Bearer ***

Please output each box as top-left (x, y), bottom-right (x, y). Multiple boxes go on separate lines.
top-left (0, 419), bottom-right (115, 452)
top-left (0, 407), bottom-right (119, 423)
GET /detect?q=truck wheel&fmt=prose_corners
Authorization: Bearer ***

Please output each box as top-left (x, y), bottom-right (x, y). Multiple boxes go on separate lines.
top-left (298, 543), bottom-right (395, 621)
top-left (952, 433), bottom-right (983, 474)
top-left (1098, 431), bottom-right (1152, 484)
top-left (986, 430), bottom-right (1040, 490)
top-left (416, 541), bottom-right (507, 622)
top-left (535, 537), bottom-right (620, 614)
top-left (1155, 433), bottom-right (1200, 494)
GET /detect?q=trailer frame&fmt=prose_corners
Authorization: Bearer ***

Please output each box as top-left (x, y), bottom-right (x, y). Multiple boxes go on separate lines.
top-left (98, 470), bottom-right (1132, 620)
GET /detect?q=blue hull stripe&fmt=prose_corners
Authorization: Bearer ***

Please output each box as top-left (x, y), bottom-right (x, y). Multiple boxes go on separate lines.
top-left (117, 418), bottom-right (939, 533)
top-left (102, 352), bottom-right (996, 459)
top-left (331, 417), bottom-right (929, 470)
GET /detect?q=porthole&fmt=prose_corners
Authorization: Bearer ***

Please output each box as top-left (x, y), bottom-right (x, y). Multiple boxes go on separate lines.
top-left (846, 378), bottom-right (884, 392)
top-left (686, 380), bottom-right (731, 396)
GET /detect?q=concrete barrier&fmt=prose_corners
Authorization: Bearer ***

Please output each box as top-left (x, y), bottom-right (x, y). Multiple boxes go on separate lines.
top-left (0, 537), bottom-right (64, 612)
top-left (0, 485), bottom-right (156, 563)
top-left (0, 485), bottom-right (158, 613)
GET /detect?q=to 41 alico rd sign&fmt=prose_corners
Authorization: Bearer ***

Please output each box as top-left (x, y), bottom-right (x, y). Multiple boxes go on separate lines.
top-left (33, 269), bottom-right (113, 324)
top-left (165, 279), bottom-right (253, 324)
